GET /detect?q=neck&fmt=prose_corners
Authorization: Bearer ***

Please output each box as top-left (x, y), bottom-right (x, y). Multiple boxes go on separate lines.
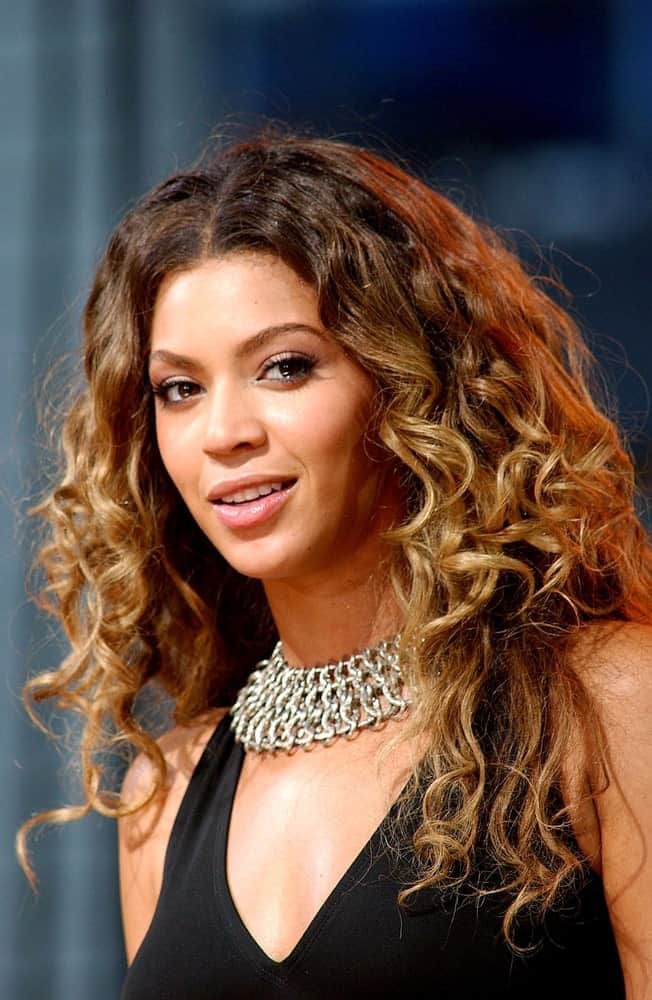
top-left (263, 556), bottom-right (403, 668)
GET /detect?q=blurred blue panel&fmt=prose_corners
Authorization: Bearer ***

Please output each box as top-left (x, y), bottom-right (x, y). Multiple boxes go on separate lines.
top-left (207, 0), bottom-right (611, 147)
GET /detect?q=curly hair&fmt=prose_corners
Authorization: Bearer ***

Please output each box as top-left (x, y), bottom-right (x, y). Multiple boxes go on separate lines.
top-left (19, 131), bottom-right (652, 944)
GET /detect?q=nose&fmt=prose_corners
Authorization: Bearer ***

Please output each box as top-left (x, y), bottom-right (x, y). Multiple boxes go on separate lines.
top-left (201, 381), bottom-right (267, 456)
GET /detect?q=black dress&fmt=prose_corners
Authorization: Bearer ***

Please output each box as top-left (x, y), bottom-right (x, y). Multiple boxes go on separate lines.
top-left (121, 715), bottom-right (625, 999)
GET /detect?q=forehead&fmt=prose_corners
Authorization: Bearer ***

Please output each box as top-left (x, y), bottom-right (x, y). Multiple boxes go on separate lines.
top-left (151, 253), bottom-right (319, 345)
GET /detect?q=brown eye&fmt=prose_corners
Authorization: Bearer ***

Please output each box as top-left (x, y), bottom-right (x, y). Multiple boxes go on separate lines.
top-left (260, 354), bottom-right (317, 382)
top-left (173, 381), bottom-right (198, 399)
top-left (152, 379), bottom-right (201, 405)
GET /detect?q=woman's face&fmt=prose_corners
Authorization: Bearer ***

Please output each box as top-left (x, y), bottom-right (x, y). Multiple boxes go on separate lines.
top-left (149, 253), bottom-right (401, 584)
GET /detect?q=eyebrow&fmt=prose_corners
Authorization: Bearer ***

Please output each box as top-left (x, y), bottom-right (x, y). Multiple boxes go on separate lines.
top-left (148, 323), bottom-right (326, 371)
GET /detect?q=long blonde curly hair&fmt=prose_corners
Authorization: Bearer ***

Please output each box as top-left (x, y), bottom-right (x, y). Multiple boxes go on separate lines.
top-left (19, 132), bottom-right (652, 944)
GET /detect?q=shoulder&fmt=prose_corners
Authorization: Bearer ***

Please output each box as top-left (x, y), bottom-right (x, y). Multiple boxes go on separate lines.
top-left (570, 620), bottom-right (652, 712)
top-left (570, 623), bottom-right (652, 996)
top-left (568, 621), bottom-right (652, 817)
top-left (121, 710), bottom-right (227, 810)
top-left (118, 709), bottom-right (228, 963)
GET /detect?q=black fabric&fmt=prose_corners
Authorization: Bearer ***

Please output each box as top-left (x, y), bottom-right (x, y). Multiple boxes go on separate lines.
top-left (121, 715), bottom-right (625, 999)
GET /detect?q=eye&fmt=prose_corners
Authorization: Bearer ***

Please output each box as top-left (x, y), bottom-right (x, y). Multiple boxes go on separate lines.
top-left (151, 378), bottom-right (202, 406)
top-left (259, 353), bottom-right (317, 383)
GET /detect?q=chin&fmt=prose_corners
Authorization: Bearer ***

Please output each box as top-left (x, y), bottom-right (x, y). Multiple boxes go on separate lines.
top-left (209, 539), bottom-right (313, 583)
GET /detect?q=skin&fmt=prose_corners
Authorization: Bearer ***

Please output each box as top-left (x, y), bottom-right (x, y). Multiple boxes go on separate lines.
top-left (575, 623), bottom-right (652, 999)
top-left (122, 253), bottom-right (415, 965)
top-left (119, 253), bottom-right (652, 994)
top-left (148, 254), bottom-right (403, 663)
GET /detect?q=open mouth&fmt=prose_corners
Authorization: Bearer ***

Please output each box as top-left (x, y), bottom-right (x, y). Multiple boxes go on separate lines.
top-left (214, 479), bottom-right (297, 506)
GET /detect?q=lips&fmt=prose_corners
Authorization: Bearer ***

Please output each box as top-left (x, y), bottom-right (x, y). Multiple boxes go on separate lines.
top-left (208, 478), bottom-right (296, 529)
top-left (219, 481), bottom-right (287, 505)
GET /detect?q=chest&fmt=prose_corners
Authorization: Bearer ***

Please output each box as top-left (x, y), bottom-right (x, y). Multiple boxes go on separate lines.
top-left (122, 724), bottom-right (624, 999)
top-left (226, 727), bottom-right (416, 962)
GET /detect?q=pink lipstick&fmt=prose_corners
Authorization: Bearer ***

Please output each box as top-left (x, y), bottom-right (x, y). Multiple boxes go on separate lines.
top-left (210, 480), bottom-right (296, 529)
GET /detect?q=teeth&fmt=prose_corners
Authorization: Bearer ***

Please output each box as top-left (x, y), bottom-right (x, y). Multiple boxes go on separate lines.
top-left (221, 482), bottom-right (285, 504)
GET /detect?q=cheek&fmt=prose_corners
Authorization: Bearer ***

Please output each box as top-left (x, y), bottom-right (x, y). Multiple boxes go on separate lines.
top-left (294, 409), bottom-right (364, 468)
top-left (318, 391), bottom-right (373, 463)
top-left (154, 419), bottom-right (173, 473)
top-left (155, 418), bottom-right (195, 491)
top-left (301, 408), bottom-right (378, 500)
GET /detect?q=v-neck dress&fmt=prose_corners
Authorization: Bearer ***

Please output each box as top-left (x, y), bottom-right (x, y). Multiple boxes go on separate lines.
top-left (121, 714), bottom-right (624, 999)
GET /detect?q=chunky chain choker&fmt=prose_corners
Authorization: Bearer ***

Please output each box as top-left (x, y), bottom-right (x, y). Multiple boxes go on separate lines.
top-left (230, 635), bottom-right (409, 753)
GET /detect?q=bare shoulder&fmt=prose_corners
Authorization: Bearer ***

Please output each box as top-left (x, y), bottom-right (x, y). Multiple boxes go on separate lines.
top-left (118, 708), bottom-right (228, 963)
top-left (121, 710), bottom-right (227, 811)
top-left (570, 622), bottom-right (652, 997)
top-left (570, 620), bottom-right (652, 710)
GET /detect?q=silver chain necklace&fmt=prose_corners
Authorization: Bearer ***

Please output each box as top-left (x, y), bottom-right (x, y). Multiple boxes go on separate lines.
top-left (230, 635), bottom-right (409, 753)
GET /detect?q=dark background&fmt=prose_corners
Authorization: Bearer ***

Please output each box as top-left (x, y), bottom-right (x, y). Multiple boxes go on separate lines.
top-left (2, 2), bottom-right (650, 996)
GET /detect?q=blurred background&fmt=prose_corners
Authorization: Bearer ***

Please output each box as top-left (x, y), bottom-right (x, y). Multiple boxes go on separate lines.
top-left (2, 1), bottom-right (650, 996)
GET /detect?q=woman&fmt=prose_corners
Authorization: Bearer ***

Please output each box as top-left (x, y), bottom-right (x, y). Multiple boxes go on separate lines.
top-left (21, 133), bottom-right (652, 998)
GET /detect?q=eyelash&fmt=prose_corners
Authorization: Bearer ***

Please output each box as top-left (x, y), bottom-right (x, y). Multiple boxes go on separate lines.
top-left (259, 352), bottom-right (318, 382)
top-left (150, 352), bottom-right (318, 407)
top-left (150, 379), bottom-right (200, 406)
